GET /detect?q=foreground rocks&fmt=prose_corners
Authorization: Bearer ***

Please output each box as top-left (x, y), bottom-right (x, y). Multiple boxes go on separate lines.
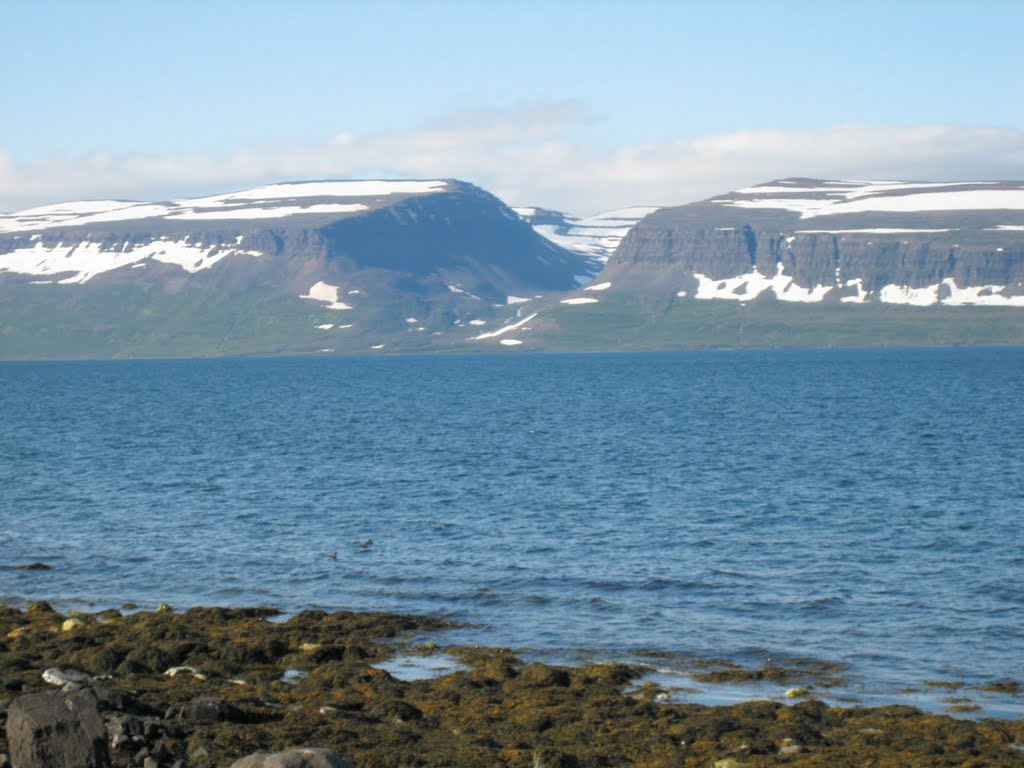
top-left (6, 687), bottom-right (109, 768)
top-left (0, 604), bottom-right (1021, 767)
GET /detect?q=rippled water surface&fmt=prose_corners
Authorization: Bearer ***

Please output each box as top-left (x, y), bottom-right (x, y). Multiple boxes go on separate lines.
top-left (2, 349), bottom-right (1023, 712)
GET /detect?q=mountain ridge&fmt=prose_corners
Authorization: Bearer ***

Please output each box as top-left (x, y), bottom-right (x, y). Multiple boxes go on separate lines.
top-left (2, 176), bottom-right (1024, 358)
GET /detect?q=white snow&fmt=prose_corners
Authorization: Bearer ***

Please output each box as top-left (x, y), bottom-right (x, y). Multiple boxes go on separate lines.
top-left (0, 180), bottom-right (449, 233)
top-left (405, 317), bottom-right (418, 323)
top-left (506, 296), bottom-right (530, 304)
top-left (518, 206), bottom-right (658, 261)
top-left (879, 283), bottom-right (939, 306)
top-left (988, 225), bottom-right (1024, 231)
top-left (840, 278), bottom-right (869, 303)
top-left (468, 319), bottom-right (487, 325)
top-left (168, 203), bottom-right (367, 220)
top-left (941, 278), bottom-right (1024, 306)
top-left (583, 281), bottom-right (612, 291)
top-left (719, 184), bottom-right (1024, 219)
top-left (207, 180), bottom-right (448, 201)
top-left (473, 313), bottom-right (537, 340)
top-left (300, 281), bottom-right (352, 310)
top-left (796, 228), bottom-right (955, 234)
top-left (0, 238), bottom-right (253, 284)
top-left (370, 344), bottom-right (385, 349)
top-left (499, 339), bottom-right (523, 346)
top-left (560, 297), bottom-right (599, 305)
top-left (693, 263), bottom-right (831, 303)
top-left (316, 324), bottom-right (335, 330)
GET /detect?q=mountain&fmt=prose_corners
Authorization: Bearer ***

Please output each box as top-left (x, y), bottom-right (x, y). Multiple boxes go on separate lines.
top-left (467, 179), bottom-right (1024, 352)
top-left (3, 177), bottom-right (1024, 358)
top-left (0, 180), bottom-right (594, 358)
top-left (605, 178), bottom-right (1024, 306)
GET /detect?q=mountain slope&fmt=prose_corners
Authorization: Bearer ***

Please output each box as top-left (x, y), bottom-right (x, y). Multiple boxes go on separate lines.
top-left (0, 180), bottom-right (594, 358)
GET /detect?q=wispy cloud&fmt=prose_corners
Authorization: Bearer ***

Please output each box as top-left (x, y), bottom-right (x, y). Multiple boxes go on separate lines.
top-left (2, 104), bottom-right (1024, 215)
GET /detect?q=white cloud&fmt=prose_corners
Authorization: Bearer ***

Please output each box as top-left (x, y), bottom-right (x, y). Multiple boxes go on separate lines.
top-left (2, 106), bottom-right (1024, 216)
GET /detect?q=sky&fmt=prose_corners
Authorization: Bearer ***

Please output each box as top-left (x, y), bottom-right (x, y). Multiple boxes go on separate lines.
top-left (2, 0), bottom-right (1024, 215)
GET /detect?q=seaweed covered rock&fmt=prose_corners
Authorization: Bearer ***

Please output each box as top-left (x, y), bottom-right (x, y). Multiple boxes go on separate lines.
top-left (6, 687), bottom-right (109, 768)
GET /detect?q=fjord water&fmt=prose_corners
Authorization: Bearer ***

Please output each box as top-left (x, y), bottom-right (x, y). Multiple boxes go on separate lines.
top-left (2, 349), bottom-right (1023, 711)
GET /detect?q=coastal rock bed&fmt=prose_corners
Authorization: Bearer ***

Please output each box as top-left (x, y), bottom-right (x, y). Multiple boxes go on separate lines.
top-left (0, 604), bottom-right (1022, 767)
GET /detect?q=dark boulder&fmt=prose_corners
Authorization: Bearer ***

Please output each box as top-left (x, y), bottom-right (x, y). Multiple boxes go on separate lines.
top-left (5, 688), bottom-right (110, 768)
top-left (164, 696), bottom-right (245, 724)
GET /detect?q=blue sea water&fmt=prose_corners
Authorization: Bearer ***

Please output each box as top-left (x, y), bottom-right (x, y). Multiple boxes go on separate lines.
top-left (2, 349), bottom-right (1023, 715)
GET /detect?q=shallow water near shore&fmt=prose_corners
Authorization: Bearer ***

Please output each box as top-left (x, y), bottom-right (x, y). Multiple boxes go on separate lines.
top-left (2, 348), bottom-right (1023, 718)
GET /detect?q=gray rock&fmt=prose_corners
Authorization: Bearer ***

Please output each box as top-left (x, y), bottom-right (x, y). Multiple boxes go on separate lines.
top-left (228, 748), bottom-right (355, 768)
top-left (5, 688), bottom-right (110, 768)
top-left (164, 696), bottom-right (245, 724)
top-left (40, 667), bottom-right (91, 687)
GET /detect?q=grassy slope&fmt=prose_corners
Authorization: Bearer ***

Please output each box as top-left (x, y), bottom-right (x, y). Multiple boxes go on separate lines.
top-left (2, 282), bottom-right (1024, 359)
top-left (530, 294), bottom-right (1024, 351)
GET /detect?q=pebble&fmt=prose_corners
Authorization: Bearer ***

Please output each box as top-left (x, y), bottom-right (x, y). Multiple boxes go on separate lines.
top-left (61, 618), bottom-right (85, 632)
top-left (41, 667), bottom-right (91, 687)
top-left (164, 666), bottom-right (198, 677)
top-left (784, 687), bottom-right (809, 699)
top-left (779, 738), bottom-right (801, 755)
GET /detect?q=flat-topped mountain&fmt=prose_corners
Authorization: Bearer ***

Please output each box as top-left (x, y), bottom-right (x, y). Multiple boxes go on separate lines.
top-left (0, 179), bottom-right (591, 292)
top-left (607, 179), bottom-right (1024, 306)
top-left (0, 179), bottom-right (599, 357)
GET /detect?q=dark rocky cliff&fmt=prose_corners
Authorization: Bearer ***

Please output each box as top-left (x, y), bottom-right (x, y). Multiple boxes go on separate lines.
top-left (607, 180), bottom-right (1024, 303)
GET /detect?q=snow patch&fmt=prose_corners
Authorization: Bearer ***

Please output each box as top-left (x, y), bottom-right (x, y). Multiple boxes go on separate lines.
top-left (499, 339), bottom-right (523, 346)
top-left (584, 281), bottom-right (611, 291)
top-left (168, 203), bottom-right (367, 221)
top-left (560, 297), bottom-right (599, 305)
top-left (0, 238), bottom-right (254, 284)
top-left (316, 324), bottom-right (335, 330)
top-left (506, 296), bottom-right (530, 305)
top-left (720, 184), bottom-right (1024, 219)
top-left (693, 263), bottom-right (831, 303)
top-left (840, 278), bottom-right (869, 303)
top-left (301, 281), bottom-right (352, 310)
top-left (796, 228), bottom-right (955, 234)
top-left (474, 313), bottom-right (537, 340)
top-left (879, 284), bottom-right (939, 306)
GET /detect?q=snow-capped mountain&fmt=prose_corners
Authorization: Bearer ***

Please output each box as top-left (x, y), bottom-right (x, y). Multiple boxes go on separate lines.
top-left (0, 180), bottom-right (594, 358)
top-left (606, 179), bottom-right (1024, 307)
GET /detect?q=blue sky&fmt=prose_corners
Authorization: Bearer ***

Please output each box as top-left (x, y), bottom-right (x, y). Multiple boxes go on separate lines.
top-left (2, 0), bottom-right (1023, 213)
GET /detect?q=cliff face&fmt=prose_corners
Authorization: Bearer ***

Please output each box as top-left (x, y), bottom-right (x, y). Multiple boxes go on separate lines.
top-left (608, 180), bottom-right (1024, 306)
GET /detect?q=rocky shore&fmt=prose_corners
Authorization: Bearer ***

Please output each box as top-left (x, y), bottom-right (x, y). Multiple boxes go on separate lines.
top-left (1, 603), bottom-right (1022, 767)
